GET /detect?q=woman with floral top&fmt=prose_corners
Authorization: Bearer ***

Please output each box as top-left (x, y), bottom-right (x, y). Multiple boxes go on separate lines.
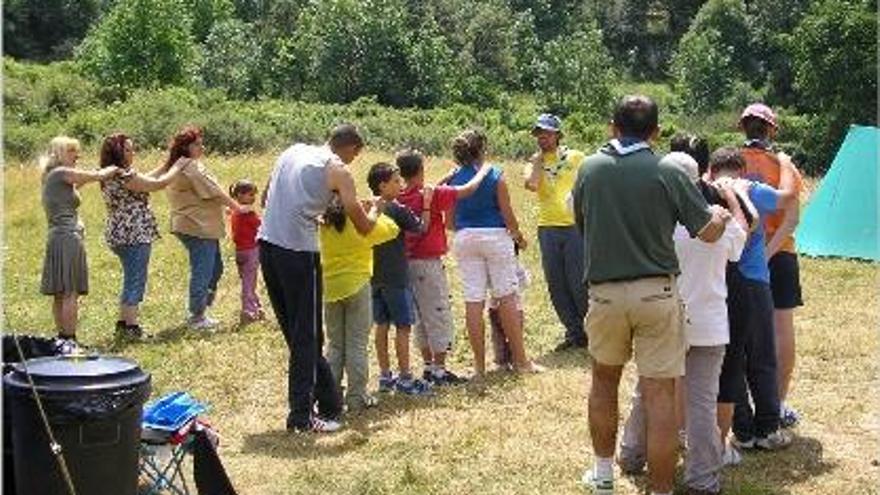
top-left (100, 133), bottom-right (191, 339)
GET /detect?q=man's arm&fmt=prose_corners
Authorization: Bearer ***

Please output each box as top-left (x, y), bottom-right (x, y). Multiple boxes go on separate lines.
top-left (572, 170), bottom-right (585, 234)
top-left (326, 164), bottom-right (375, 235)
top-left (696, 205), bottom-right (732, 243)
top-left (524, 152), bottom-right (542, 192)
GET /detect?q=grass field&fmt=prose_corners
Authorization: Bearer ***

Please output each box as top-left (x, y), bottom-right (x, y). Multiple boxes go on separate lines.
top-left (3, 150), bottom-right (878, 494)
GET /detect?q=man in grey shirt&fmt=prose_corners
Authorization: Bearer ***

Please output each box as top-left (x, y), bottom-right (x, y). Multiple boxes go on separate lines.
top-left (258, 124), bottom-right (378, 433)
top-left (573, 96), bottom-right (730, 495)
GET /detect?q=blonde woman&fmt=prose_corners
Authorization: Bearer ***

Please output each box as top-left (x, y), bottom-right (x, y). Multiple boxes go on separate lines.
top-left (40, 136), bottom-right (120, 350)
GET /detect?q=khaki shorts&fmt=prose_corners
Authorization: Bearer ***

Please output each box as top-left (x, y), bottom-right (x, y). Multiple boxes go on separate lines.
top-left (409, 259), bottom-right (455, 353)
top-left (586, 275), bottom-right (685, 378)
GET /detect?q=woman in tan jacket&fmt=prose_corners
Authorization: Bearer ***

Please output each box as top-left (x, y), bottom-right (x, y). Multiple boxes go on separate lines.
top-left (165, 125), bottom-right (244, 330)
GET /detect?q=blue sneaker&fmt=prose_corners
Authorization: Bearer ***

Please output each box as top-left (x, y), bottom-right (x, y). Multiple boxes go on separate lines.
top-left (780, 404), bottom-right (801, 429)
top-left (378, 374), bottom-right (396, 393)
top-left (395, 378), bottom-right (433, 396)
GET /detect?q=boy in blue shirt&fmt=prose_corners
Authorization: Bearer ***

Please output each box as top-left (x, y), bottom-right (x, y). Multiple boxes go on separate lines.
top-left (709, 147), bottom-right (797, 457)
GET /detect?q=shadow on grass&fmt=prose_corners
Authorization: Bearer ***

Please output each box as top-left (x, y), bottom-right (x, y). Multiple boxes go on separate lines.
top-left (533, 346), bottom-right (592, 371)
top-left (726, 435), bottom-right (836, 494)
top-left (106, 319), bottom-right (253, 353)
top-left (238, 372), bottom-right (520, 460)
top-left (614, 435), bottom-right (834, 495)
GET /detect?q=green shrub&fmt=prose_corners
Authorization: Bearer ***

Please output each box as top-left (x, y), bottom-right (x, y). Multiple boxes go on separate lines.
top-left (77, 0), bottom-right (199, 92)
top-left (535, 25), bottom-right (615, 117)
top-left (198, 19), bottom-right (262, 99)
top-left (3, 58), bottom-right (101, 125)
top-left (671, 28), bottom-right (739, 113)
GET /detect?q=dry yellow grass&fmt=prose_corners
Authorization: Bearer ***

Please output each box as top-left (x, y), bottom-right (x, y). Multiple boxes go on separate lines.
top-left (3, 150), bottom-right (878, 494)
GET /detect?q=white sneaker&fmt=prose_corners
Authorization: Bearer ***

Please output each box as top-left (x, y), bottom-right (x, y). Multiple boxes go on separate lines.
top-left (188, 315), bottom-right (219, 331)
top-left (581, 469), bottom-right (614, 494)
top-left (755, 430), bottom-right (792, 450)
top-left (722, 444), bottom-right (743, 466)
top-left (309, 417), bottom-right (342, 433)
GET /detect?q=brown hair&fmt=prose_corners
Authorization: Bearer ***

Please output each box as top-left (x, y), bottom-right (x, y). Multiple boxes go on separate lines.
top-left (396, 148), bottom-right (424, 179)
top-left (164, 125), bottom-right (203, 170)
top-left (708, 147), bottom-right (746, 174)
top-left (100, 133), bottom-right (130, 169)
top-left (451, 129), bottom-right (486, 165)
top-left (229, 178), bottom-right (257, 198)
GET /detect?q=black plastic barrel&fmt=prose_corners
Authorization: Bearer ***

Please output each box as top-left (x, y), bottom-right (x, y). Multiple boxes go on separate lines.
top-left (4, 354), bottom-right (151, 495)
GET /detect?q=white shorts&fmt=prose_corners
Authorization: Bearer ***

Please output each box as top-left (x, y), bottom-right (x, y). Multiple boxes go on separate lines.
top-left (452, 228), bottom-right (519, 303)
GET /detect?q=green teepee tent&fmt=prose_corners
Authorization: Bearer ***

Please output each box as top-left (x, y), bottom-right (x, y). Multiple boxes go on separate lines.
top-left (796, 125), bottom-right (879, 261)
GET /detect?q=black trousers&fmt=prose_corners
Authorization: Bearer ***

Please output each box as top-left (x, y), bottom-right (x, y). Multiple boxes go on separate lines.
top-left (718, 264), bottom-right (780, 439)
top-left (259, 241), bottom-right (342, 429)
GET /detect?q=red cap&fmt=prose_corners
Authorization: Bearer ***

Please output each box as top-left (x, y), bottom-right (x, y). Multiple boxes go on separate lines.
top-left (740, 103), bottom-right (777, 128)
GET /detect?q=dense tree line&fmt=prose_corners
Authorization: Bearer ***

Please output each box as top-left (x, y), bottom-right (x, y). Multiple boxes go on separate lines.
top-left (3, 0), bottom-right (876, 172)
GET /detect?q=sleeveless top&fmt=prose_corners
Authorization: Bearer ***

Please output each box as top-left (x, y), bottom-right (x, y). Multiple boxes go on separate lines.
top-left (42, 168), bottom-right (82, 235)
top-left (258, 144), bottom-right (334, 252)
top-left (448, 164), bottom-right (505, 229)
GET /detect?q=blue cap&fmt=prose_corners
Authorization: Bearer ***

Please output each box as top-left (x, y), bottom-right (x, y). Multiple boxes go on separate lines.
top-left (533, 113), bottom-right (562, 133)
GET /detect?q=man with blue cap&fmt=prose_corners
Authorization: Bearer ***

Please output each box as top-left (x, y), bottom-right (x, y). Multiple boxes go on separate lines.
top-left (524, 113), bottom-right (589, 351)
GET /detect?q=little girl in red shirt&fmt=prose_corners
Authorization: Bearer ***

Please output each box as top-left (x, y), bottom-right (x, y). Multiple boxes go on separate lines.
top-left (229, 179), bottom-right (263, 324)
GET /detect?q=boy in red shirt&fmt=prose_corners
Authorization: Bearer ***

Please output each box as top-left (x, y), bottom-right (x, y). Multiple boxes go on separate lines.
top-left (229, 179), bottom-right (263, 324)
top-left (396, 149), bottom-right (491, 384)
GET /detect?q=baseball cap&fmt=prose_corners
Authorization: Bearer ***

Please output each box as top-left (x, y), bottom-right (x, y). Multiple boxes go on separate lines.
top-left (532, 113), bottom-right (562, 133)
top-left (739, 103), bottom-right (777, 128)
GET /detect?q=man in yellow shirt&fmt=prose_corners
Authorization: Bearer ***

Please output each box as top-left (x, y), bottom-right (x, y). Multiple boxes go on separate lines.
top-left (525, 114), bottom-right (588, 351)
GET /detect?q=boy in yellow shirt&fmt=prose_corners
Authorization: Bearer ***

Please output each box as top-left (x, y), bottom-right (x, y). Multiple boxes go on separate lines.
top-left (524, 114), bottom-right (588, 350)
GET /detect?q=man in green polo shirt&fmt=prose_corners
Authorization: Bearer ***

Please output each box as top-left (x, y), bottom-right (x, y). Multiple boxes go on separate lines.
top-left (573, 95), bottom-right (730, 495)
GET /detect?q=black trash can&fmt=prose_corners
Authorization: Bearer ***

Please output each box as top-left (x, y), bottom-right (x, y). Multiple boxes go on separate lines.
top-left (4, 354), bottom-right (151, 495)
top-left (3, 335), bottom-right (61, 495)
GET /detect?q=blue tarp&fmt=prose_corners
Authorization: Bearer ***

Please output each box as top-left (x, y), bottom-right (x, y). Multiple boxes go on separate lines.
top-left (796, 125), bottom-right (879, 261)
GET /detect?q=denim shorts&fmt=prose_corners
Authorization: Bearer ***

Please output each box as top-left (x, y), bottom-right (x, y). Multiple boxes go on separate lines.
top-left (111, 243), bottom-right (152, 305)
top-left (372, 285), bottom-right (416, 327)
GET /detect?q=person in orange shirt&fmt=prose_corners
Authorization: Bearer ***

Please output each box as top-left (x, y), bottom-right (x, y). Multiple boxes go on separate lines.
top-left (738, 103), bottom-right (804, 429)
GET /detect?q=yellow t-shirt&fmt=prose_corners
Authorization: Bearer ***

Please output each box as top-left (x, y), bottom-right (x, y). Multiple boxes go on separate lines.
top-left (525, 147), bottom-right (585, 226)
top-left (320, 214), bottom-right (399, 302)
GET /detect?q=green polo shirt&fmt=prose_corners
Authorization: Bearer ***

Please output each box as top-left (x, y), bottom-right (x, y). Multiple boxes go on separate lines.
top-left (572, 144), bottom-right (712, 284)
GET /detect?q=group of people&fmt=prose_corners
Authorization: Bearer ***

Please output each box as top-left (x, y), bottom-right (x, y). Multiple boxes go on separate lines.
top-left (37, 94), bottom-right (803, 495)
top-left (39, 126), bottom-right (259, 350)
top-left (575, 97), bottom-right (803, 495)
